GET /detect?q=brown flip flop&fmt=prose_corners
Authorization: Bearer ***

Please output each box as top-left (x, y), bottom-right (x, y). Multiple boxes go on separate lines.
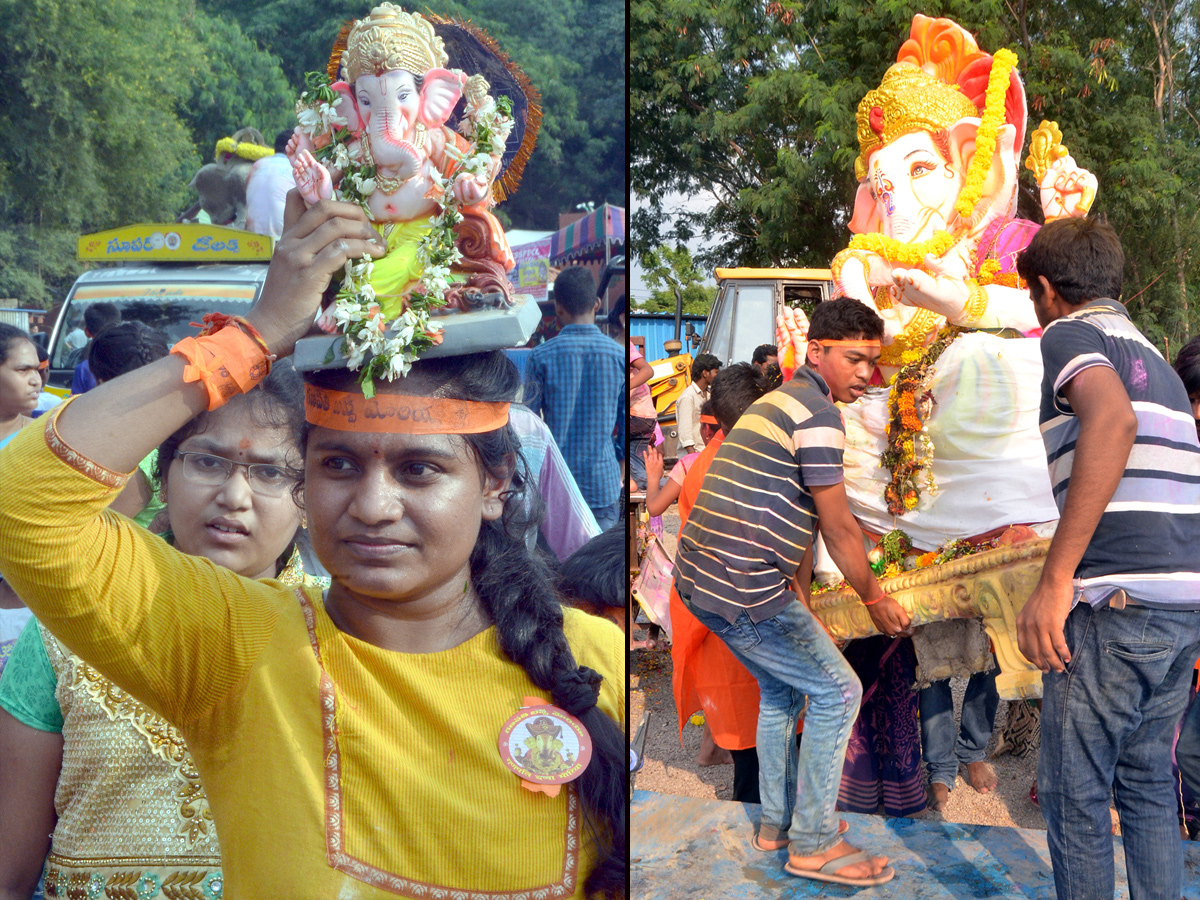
top-left (784, 850), bottom-right (895, 887)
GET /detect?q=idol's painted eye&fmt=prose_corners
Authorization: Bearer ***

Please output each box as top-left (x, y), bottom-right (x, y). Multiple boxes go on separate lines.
top-left (911, 161), bottom-right (934, 178)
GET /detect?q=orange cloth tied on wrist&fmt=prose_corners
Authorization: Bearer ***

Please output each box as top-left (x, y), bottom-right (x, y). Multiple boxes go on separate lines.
top-left (305, 385), bottom-right (509, 434)
top-left (171, 327), bottom-right (271, 411)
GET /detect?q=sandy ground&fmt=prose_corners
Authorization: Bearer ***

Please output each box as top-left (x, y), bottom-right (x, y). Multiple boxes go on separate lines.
top-left (629, 509), bottom-right (1122, 834)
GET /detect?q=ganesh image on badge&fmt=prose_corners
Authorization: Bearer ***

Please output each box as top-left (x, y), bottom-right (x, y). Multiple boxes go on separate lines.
top-left (499, 705), bottom-right (593, 786)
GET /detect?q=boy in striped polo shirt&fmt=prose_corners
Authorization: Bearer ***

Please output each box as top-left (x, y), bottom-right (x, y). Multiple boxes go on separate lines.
top-left (1016, 218), bottom-right (1200, 900)
top-left (674, 299), bottom-right (910, 887)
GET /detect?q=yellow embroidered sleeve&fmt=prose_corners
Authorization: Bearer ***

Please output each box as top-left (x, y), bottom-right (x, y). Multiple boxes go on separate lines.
top-left (0, 411), bottom-right (282, 726)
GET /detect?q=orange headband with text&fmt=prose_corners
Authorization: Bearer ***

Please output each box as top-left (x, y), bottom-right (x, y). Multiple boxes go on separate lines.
top-left (815, 339), bottom-right (882, 349)
top-left (305, 385), bottom-right (510, 434)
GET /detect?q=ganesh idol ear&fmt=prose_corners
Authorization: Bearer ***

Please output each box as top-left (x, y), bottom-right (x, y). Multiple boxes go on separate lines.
top-left (419, 68), bottom-right (468, 128)
top-left (330, 82), bottom-right (363, 133)
top-left (849, 180), bottom-right (882, 234)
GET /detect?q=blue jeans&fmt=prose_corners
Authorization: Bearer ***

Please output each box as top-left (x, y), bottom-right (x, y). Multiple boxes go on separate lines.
top-left (1040, 601), bottom-right (1200, 900)
top-left (689, 601), bottom-right (862, 854)
top-left (919, 669), bottom-right (999, 788)
top-left (1176, 682), bottom-right (1200, 799)
top-left (628, 433), bottom-right (651, 491)
top-left (589, 501), bottom-right (620, 532)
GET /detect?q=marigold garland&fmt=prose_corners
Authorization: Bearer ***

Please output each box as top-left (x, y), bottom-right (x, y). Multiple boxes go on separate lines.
top-left (848, 230), bottom-right (957, 266)
top-left (878, 308), bottom-right (943, 369)
top-left (881, 325), bottom-right (963, 516)
top-left (955, 48), bottom-right (1018, 220)
top-left (214, 136), bottom-right (274, 162)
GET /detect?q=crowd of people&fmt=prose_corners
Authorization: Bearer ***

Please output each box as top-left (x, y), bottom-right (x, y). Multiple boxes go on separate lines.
top-left (0, 195), bottom-right (627, 898)
top-left (635, 218), bottom-right (1200, 896)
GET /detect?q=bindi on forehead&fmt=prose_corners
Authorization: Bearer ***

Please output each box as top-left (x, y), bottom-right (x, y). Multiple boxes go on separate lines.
top-left (239, 438), bottom-right (251, 450)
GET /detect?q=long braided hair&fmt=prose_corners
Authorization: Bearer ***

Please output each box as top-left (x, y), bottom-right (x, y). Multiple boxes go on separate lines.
top-left (303, 351), bottom-right (625, 898)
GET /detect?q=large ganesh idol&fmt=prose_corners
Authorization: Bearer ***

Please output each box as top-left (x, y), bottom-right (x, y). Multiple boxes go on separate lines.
top-left (288, 4), bottom-right (539, 383)
top-left (783, 16), bottom-right (1097, 550)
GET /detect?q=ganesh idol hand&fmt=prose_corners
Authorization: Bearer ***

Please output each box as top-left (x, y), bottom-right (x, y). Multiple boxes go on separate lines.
top-left (247, 193), bottom-right (387, 358)
top-left (453, 173), bottom-right (490, 207)
top-left (891, 240), bottom-right (975, 322)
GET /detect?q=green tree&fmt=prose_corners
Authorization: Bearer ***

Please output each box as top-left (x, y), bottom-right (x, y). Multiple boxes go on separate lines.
top-left (0, 0), bottom-right (299, 308)
top-left (638, 244), bottom-right (716, 314)
top-left (181, 9), bottom-right (298, 158)
top-left (631, 0), bottom-right (1200, 345)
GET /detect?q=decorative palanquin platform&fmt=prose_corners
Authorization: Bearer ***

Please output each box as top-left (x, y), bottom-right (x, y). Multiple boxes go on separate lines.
top-left (631, 790), bottom-right (1200, 900)
top-left (810, 540), bottom-right (1050, 700)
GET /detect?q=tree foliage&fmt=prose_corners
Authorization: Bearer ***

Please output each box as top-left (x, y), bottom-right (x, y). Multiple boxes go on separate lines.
top-left (638, 244), bottom-right (716, 314)
top-left (0, 0), bottom-right (295, 307)
top-left (631, 0), bottom-right (1200, 347)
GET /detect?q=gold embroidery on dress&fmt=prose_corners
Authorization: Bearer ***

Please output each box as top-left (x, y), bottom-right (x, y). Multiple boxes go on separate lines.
top-left (43, 629), bottom-right (215, 847)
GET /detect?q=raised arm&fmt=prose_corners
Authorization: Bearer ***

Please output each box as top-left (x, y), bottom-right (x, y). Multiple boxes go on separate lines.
top-left (0, 198), bottom-right (385, 723)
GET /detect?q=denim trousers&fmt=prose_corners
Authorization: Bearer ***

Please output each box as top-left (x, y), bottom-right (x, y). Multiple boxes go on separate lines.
top-left (918, 669), bottom-right (999, 788)
top-left (628, 434), bottom-right (651, 491)
top-left (1039, 601), bottom-right (1200, 900)
top-left (689, 600), bottom-right (862, 854)
top-left (589, 501), bottom-right (620, 533)
top-left (1176, 681), bottom-right (1200, 800)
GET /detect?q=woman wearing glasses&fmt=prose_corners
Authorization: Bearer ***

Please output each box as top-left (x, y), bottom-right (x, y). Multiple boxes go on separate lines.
top-left (0, 362), bottom-right (319, 898)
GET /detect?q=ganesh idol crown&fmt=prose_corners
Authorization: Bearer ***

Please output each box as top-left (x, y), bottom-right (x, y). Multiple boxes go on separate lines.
top-left (777, 15), bottom-right (1098, 554)
top-left (287, 4), bottom-right (543, 388)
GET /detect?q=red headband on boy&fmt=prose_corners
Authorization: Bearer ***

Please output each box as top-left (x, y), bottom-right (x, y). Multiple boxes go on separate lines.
top-left (815, 339), bottom-right (882, 349)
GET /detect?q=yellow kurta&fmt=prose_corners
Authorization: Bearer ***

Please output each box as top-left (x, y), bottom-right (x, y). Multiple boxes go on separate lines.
top-left (0, 415), bottom-right (625, 899)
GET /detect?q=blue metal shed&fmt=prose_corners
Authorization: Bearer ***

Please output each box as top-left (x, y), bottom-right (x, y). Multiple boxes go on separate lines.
top-left (628, 313), bottom-right (707, 361)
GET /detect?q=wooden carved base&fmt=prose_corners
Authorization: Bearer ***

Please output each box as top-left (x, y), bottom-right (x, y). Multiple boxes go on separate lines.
top-left (809, 540), bottom-right (1050, 700)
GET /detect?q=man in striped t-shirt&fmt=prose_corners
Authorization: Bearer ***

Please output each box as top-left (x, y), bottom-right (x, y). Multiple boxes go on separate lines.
top-left (674, 300), bottom-right (909, 888)
top-left (1016, 218), bottom-right (1200, 900)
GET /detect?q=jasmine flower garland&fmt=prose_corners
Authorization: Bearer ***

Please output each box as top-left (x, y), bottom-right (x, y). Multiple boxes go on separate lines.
top-left (294, 72), bottom-right (515, 397)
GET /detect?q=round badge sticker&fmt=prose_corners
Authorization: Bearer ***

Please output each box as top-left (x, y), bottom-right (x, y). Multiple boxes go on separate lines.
top-left (165, 232), bottom-right (182, 251)
top-left (499, 704), bottom-right (592, 785)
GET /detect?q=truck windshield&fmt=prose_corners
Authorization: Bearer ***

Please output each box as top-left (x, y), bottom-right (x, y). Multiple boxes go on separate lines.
top-left (52, 284), bottom-right (257, 370)
top-left (706, 282), bottom-right (774, 366)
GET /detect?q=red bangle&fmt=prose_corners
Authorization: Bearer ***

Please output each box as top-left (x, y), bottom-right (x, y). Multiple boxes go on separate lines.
top-left (861, 591), bottom-right (885, 607)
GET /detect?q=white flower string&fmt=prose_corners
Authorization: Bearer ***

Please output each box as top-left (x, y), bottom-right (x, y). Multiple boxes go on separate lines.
top-left (295, 72), bottom-right (514, 396)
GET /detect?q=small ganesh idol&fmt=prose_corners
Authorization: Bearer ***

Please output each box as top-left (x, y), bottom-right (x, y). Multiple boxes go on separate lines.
top-left (288, 4), bottom-right (537, 386)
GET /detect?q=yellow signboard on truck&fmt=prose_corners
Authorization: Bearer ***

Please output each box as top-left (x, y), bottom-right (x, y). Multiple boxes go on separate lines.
top-left (77, 224), bottom-right (273, 263)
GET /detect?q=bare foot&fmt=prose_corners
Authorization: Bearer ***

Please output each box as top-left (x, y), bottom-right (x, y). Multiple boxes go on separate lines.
top-left (788, 840), bottom-right (888, 880)
top-left (696, 722), bottom-right (733, 766)
top-left (928, 782), bottom-right (950, 811)
top-left (965, 761), bottom-right (998, 794)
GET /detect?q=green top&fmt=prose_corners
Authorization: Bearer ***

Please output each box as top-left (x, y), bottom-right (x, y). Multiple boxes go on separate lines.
top-left (133, 450), bottom-right (164, 531)
top-left (0, 617), bottom-right (63, 732)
